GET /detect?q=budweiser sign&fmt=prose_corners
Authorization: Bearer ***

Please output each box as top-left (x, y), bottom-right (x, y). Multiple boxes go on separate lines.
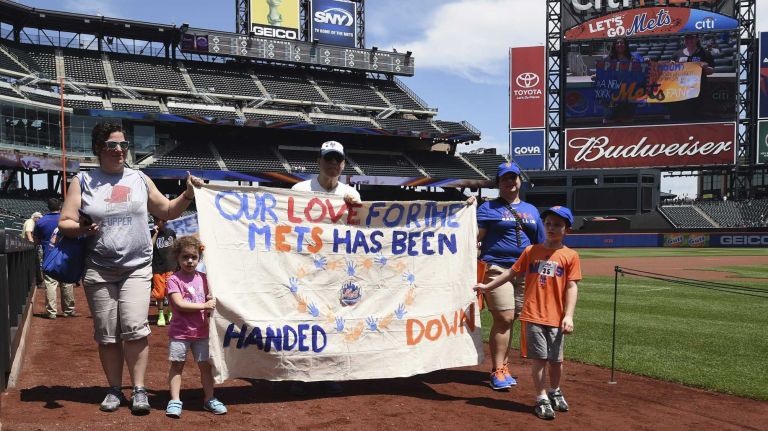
top-left (564, 123), bottom-right (736, 169)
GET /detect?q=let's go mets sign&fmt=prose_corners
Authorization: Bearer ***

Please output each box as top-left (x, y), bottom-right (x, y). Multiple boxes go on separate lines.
top-left (196, 185), bottom-right (483, 382)
top-left (565, 122), bottom-right (736, 169)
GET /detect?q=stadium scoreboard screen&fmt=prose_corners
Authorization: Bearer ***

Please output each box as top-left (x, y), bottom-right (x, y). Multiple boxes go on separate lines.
top-left (182, 31), bottom-right (414, 76)
top-left (552, 0), bottom-right (742, 171)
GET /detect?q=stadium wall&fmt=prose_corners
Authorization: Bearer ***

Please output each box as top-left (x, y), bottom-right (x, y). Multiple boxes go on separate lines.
top-left (565, 230), bottom-right (768, 248)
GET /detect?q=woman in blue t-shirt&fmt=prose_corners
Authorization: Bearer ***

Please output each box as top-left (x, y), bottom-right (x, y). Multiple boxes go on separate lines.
top-left (477, 162), bottom-right (544, 390)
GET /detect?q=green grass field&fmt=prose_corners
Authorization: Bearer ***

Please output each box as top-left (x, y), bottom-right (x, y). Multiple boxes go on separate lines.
top-left (480, 248), bottom-right (768, 400)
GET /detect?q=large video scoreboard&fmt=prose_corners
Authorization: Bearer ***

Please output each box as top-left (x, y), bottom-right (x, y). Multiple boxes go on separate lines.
top-left (556, 0), bottom-right (741, 170)
top-left (181, 30), bottom-right (414, 76)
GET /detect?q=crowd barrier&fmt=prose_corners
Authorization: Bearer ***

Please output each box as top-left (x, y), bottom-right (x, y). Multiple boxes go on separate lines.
top-left (565, 231), bottom-right (768, 248)
top-left (0, 231), bottom-right (37, 391)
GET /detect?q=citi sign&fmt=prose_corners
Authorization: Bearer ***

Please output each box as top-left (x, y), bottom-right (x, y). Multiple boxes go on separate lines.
top-left (314, 8), bottom-right (354, 27)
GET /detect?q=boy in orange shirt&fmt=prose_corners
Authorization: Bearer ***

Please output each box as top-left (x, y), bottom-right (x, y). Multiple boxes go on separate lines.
top-left (475, 206), bottom-right (581, 420)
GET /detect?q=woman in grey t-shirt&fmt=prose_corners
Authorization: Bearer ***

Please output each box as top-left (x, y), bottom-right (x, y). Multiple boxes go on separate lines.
top-left (58, 122), bottom-right (203, 414)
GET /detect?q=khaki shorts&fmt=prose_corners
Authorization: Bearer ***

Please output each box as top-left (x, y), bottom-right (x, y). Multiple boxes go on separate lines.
top-left (482, 264), bottom-right (525, 316)
top-left (83, 263), bottom-right (152, 343)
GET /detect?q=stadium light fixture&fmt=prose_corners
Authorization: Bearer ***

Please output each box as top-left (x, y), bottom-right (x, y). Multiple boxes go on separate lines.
top-left (406, 51), bottom-right (412, 58)
top-left (180, 23), bottom-right (189, 34)
top-left (372, 46), bottom-right (378, 52)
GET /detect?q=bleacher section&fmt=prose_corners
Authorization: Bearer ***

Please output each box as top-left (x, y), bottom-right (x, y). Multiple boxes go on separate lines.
top-left (696, 199), bottom-right (768, 228)
top-left (110, 54), bottom-right (188, 91)
top-left (218, 144), bottom-right (286, 174)
top-left (186, 63), bottom-right (261, 97)
top-left (349, 152), bottom-right (422, 177)
top-left (407, 152), bottom-right (485, 179)
top-left (62, 49), bottom-right (107, 84)
top-left (148, 142), bottom-right (219, 170)
top-left (658, 205), bottom-right (715, 228)
top-left (281, 149), bottom-right (357, 175)
top-left (462, 153), bottom-right (508, 178)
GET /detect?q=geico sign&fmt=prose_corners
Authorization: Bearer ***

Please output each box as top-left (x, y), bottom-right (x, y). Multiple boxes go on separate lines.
top-left (719, 235), bottom-right (768, 246)
top-left (571, 0), bottom-right (715, 12)
top-left (514, 146), bottom-right (542, 155)
top-left (315, 8), bottom-right (354, 27)
top-left (251, 26), bottom-right (298, 40)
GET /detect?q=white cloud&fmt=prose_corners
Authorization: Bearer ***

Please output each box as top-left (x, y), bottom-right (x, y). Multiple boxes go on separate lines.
top-left (661, 175), bottom-right (698, 197)
top-left (62, 0), bottom-right (121, 18)
top-left (380, 0), bottom-right (546, 83)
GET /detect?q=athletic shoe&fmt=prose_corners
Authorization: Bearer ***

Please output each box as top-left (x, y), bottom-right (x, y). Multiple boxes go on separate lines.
top-left (489, 369), bottom-right (512, 390)
top-left (535, 398), bottom-right (556, 420)
top-left (130, 386), bottom-right (151, 414)
top-left (501, 365), bottom-right (517, 386)
top-left (99, 387), bottom-right (126, 412)
top-left (157, 311), bottom-right (166, 326)
top-left (548, 389), bottom-right (569, 412)
top-left (165, 400), bottom-right (183, 418)
top-left (203, 398), bottom-right (228, 415)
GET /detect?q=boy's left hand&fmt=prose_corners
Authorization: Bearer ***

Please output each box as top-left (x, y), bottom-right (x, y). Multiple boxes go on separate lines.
top-left (561, 316), bottom-right (574, 334)
top-left (473, 283), bottom-right (489, 294)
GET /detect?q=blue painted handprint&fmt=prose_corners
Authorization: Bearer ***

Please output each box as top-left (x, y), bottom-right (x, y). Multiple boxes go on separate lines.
top-left (395, 304), bottom-right (407, 319)
top-left (312, 255), bottom-right (328, 270)
top-left (365, 316), bottom-right (378, 331)
top-left (335, 316), bottom-right (346, 332)
top-left (402, 271), bottom-right (416, 286)
top-left (373, 253), bottom-right (388, 267)
top-left (345, 259), bottom-right (357, 277)
top-left (307, 302), bottom-right (320, 317)
top-left (288, 277), bottom-right (300, 293)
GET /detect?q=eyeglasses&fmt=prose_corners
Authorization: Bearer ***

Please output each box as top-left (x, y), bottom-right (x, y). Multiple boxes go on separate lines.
top-left (322, 153), bottom-right (344, 163)
top-left (103, 140), bottom-right (131, 151)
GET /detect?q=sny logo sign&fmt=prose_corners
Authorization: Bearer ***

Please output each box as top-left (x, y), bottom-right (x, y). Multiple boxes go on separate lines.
top-left (315, 8), bottom-right (354, 27)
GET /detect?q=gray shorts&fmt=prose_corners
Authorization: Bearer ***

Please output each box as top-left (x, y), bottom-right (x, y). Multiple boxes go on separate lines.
top-left (523, 322), bottom-right (564, 362)
top-left (482, 264), bottom-right (525, 316)
top-left (83, 263), bottom-right (152, 343)
top-left (169, 338), bottom-right (210, 363)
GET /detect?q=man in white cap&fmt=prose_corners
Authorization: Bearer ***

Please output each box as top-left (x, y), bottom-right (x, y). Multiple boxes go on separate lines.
top-left (292, 140), bottom-right (361, 203)
top-left (23, 211), bottom-right (42, 241)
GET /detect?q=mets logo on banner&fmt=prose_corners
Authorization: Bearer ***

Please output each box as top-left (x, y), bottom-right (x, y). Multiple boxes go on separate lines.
top-left (516, 72), bottom-right (540, 89)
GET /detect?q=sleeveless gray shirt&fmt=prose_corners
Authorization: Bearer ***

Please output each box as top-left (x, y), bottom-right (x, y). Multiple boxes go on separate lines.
top-left (79, 168), bottom-right (151, 270)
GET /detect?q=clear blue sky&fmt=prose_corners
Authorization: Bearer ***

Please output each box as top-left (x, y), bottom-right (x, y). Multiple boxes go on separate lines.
top-left (15, 0), bottom-right (768, 195)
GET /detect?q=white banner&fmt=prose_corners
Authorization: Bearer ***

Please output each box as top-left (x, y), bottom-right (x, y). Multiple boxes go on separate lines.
top-left (195, 185), bottom-right (482, 382)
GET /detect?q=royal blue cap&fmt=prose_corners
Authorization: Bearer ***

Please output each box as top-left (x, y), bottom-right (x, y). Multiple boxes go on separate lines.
top-left (496, 162), bottom-right (521, 179)
top-left (541, 206), bottom-right (574, 227)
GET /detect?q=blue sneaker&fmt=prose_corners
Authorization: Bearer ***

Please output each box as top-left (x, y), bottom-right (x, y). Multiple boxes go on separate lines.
top-left (490, 369), bottom-right (512, 390)
top-left (501, 365), bottom-right (517, 386)
top-left (203, 397), bottom-right (227, 415)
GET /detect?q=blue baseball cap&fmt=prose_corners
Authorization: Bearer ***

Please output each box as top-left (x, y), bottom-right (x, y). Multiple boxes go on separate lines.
top-left (541, 206), bottom-right (574, 227)
top-left (496, 162), bottom-right (521, 179)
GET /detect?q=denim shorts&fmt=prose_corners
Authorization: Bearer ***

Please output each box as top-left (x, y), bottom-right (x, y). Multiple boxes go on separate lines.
top-left (168, 338), bottom-right (209, 362)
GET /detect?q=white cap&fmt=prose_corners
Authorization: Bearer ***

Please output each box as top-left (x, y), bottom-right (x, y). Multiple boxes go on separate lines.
top-left (320, 140), bottom-right (344, 157)
top-left (31, 212), bottom-right (42, 218)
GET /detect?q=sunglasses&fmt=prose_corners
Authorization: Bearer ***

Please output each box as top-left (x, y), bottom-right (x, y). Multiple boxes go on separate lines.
top-left (103, 140), bottom-right (131, 151)
top-left (322, 153), bottom-right (344, 163)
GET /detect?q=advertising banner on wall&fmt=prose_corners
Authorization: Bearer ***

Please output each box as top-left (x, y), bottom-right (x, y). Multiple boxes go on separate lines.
top-left (758, 121), bottom-right (768, 165)
top-left (560, 0), bottom-right (736, 30)
top-left (510, 46), bottom-right (546, 130)
top-left (510, 130), bottom-right (546, 171)
top-left (760, 32), bottom-right (768, 119)
top-left (710, 233), bottom-right (768, 247)
top-left (564, 122), bottom-right (736, 169)
top-left (662, 233), bottom-right (709, 248)
top-left (250, 0), bottom-right (300, 40)
top-left (0, 149), bottom-right (79, 172)
top-left (311, 0), bottom-right (357, 47)
top-left (196, 185), bottom-right (483, 382)
top-left (564, 7), bottom-right (738, 40)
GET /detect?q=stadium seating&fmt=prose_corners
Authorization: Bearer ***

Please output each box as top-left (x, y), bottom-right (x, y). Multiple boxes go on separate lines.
top-left (376, 117), bottom-right (438, 132)
top-left (315, 73), bottom-right (388, 108)
top-left (658, 205), bottom-right (715, 228)
top-left (696, 199), bottom-right (768, 228)
top-left (256, 69), bottom-right (325, 103)
top-left (148, 142), bottom-right (220, 170)
top-left (407, 151), bottom-right (485, 179)
top-left (434, 120), bottom-right (476, 135)
top-left (218, 144), bottom-right (287, 174)
top-left (62, 49), bottom-right (107, 84)
top-left (243, 111), bottom-right (307, 123)
top-left (462, 153), bottom-right (508, 178)
top-left (0, 197), bottom-right (48, 219)
top-left (0, 85), bottom-right (22, 99)
top-left (63, 98), bottom-right (104, 110)
top-left (109, 54), bottom-right (188, 91)
top-left (349, 152), bottom-right (422, 177)
top-left (0, 47), bottom-right (28, 74)
top-left (167, 105), bottom-right (239, 119)
top-left (375, 79), bottom-right (425, 111)
top-left (186, 62), bottom-right (262, 97)
top-left (309, 116), bottom-right (374, 127)
top-left (280, 149), bottom-right (357, 175)
top-left (111, 100), bottom-right (162, 113)
top-left (24, 45), bottom-right (57, 78)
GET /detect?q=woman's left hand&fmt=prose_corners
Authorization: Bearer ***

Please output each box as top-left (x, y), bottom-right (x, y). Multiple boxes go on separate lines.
top-left (465, 195), bottom-right (477, 206)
